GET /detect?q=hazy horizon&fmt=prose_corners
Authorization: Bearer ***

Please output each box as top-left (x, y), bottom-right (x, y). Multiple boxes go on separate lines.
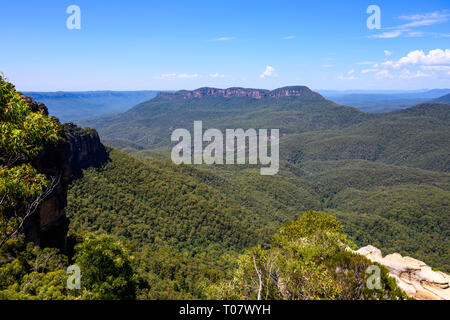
top-left (19, 87), bottom-right (450, 94)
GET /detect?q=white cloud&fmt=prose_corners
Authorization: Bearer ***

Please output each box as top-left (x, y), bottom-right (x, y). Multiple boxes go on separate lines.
top-left (260, 66), bottom-right (278, 78)
top-left (375, 70), bottom-right (392, 79)
top-left (153, 73), bottom-right (200, 80)
top-left (177, 73), bottom-right (199, 79)
top-left (361, 68), bottom-right (379, 74)
top-left (370, 11), bottom-right (450, 39)
top-left (337, 74), bottom-right (357, 80)
top-left (397, 11), bottom-right (450, 28)
top-left (210, 73), bottom-right (225, 78)
top-left (153, 72), bottom-right (230, 80)
top-left (384, 50), bottom-right (392, 57)
top-left (152, 73), bottom-right (176, 79)
top-left (399, 69), bottom-right (431, 79)
top-left (371, 30), bottom-right (404, 39)
top-left (421, 65), bottom-right (450, 71)
top-left (421, 65), bottom-right (450, 76)
top-left (213, 37), bottom-right (234, 41)
top-left (407, 31), bottom-right (425, 37)
top-left (383, 49), bottom-right (450, 68)
top-left (355, 47), bottom-right (450, 81)
top-left (347, 69), bottom-right (355, 74)
top-left (283, 35), bottom-right (295, 40)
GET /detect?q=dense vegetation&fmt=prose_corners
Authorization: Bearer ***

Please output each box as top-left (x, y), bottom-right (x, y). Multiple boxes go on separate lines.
top-left (280, 103), bottom-right (450, 172)
top-left (0, 75), bottom-right (61, 248)
top-left (0, 211), bottom-right (407, 300)
top-left (0, 234), bottom-right (137, 299)
top-left (207, 211), bottom-right (407, 300)
top-left (66, 147), bottom-right (449, 279)
top-left (1, 80), bottom-right (448, 300)
top-left (133, 149), bottom-right (449, 272)
top-left (81, 94), bottom-right (371, 150)
top-left (83, 92), bottom-right (449, 173)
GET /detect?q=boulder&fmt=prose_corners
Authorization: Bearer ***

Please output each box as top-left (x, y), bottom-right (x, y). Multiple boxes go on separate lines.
top-left (356, 245), bottom-right (450, 300)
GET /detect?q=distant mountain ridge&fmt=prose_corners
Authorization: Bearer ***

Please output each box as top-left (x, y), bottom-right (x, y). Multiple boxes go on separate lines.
top-left (81, 85), bottom-right (366, 150)
top-left (320, 89), bottom-right (450, 113)
top-left (81, 85), bottom-right (449, 173)
top-left (433, 93), bottom-right (450, 104)
top-left (157, 86), bottom-right (325, 100)
top-left (23, 90), bottom-right (161, 123)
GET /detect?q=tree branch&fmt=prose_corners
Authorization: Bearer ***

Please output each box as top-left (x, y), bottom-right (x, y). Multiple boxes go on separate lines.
top-left (253, 254), bottom-right (263, 300)
top-left (0, 174), bottom-right (60, 249)
top-left (0, 191), bottom-right (7, 207)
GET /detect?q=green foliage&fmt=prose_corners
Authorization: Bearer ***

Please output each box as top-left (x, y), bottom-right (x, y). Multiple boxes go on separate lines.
top-left (84, 92), bottom-right (448, 172)
top-left (281, 103), bottom-right (450, 172)
top-left (76, 92), bottom-right (449, 275)
top-left (67, 148), bottom-right (276, 299)
top-left (296, 160), bottom-right (449, 271)
top-left (0, 236), bottom-right (75, 300)
top-left (208, 211), bottom-right (407, 300)
top-left (67, 148), bottom-right (268, 251)
top-left (67, 146), bottom-right (449, 300)
top-left (0, 74), bottom-right (61, 246)
top-left (0, 234), bottom-right (139, 300)
top-left (78, 91), bottom-right (448, 275)
top-left (4, 76), bottom-right (444, 301)
top-left (0, 75), bottom-right (60, 163)
top-left (73, 234), bottom-right (137, 300)
top-left (82, 95), bottom-right (368, 150)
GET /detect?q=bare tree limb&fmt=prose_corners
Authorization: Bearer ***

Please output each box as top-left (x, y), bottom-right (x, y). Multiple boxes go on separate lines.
top-left (253, 253), bottom-right (263, 300)
top-left (0, 191), bottom-right (7, 207)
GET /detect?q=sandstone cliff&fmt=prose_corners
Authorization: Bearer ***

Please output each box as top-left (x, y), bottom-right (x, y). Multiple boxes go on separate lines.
top-left (22, 97), bottom-right (108, 254)
top-left (357, 245), bottom-right (450, 300)
top-left (157, 86), bottom-right (325, 100)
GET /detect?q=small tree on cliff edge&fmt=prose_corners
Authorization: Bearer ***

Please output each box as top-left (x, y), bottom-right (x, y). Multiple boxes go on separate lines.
top-left (0, 73), bottom-right (61, 248)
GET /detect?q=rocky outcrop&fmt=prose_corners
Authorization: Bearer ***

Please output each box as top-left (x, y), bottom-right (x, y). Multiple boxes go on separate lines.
top-left (22, 102), bottom-right (108, 254)
top-left (20, 94), bottom-right (49, 116)
top-left (356, 245), bottom-right (450, 300)
top-left (62, 123), bottom-right (108, 178)
top-left (157, 86), bottom-right (325, 100)
top-left (268, 86), bottom-right (324, 99)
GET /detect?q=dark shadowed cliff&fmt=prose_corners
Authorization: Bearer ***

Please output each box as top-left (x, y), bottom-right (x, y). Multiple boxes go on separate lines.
top-left (21, 97), bottom-right (108, 253)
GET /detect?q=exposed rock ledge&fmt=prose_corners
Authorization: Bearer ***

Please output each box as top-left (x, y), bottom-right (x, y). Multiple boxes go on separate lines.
top-left (157, 86), bottom-right (325, 100)
top-left (356, 245), bottom-right (450, 300)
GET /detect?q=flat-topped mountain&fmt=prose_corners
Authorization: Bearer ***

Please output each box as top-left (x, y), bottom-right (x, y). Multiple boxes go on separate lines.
top-left (82, 87), bottom-right (449, 172)
top-left (82, 85), bottom-right (365, 150)
top-left (157, 86), bottom-right (325, 100)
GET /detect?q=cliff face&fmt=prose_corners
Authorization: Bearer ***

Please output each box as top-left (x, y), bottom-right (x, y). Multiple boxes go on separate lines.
top-left (19, 94), bottom-right (49, 116)
top-left (22, 102), bottom-right (108, 254)
top-left (157, 86), bottom-right (325, 100)
top-left (357, 245), bottom-right (450, 300)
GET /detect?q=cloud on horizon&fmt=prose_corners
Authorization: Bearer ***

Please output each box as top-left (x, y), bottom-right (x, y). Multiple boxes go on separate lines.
top-left (260, 66), bottom-right (278, 78)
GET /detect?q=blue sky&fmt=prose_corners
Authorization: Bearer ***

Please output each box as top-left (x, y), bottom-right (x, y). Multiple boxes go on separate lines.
top-left (1, 0), bottom-right (449, 91)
